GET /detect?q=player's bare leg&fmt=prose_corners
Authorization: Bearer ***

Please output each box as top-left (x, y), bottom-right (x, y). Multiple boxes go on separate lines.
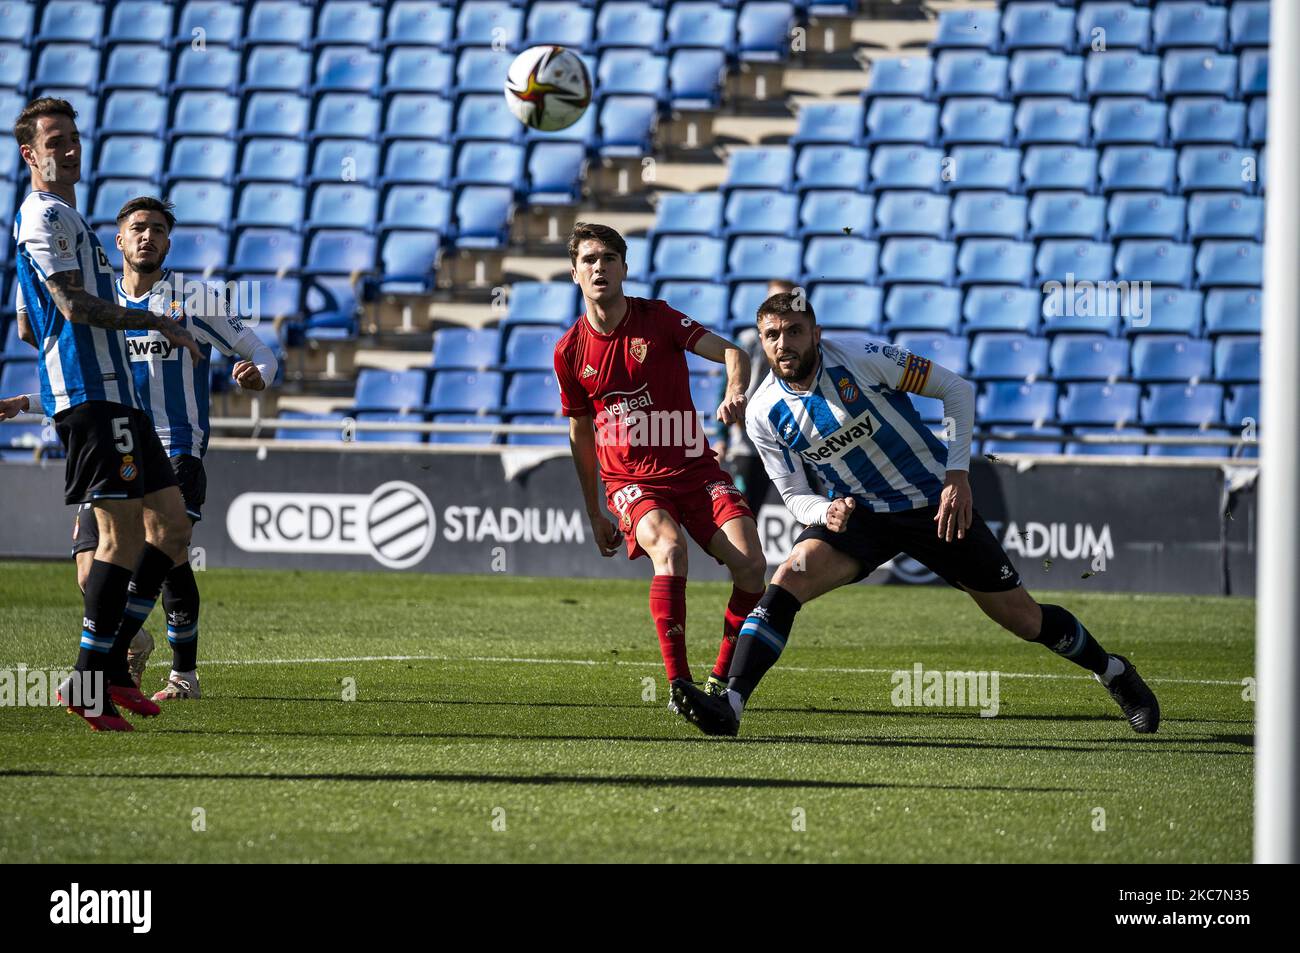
top-left (143, 496), bottom-right (202, 701)
top-left (703, 515), bottom-right (767, 694)
top-left (963, 584), bottom-right (1160, 733)
top-left (635, 509), bottom-right (695, 695)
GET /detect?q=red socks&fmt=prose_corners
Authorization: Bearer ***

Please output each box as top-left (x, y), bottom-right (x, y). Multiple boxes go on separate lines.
top-left (649, 575), bottom-right (689, 681)
top-left (714, 586), bottom-right (763, 680)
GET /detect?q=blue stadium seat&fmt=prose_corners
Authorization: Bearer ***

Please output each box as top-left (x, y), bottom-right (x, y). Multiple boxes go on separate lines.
top-left (450, 1), bottom-right (523, 50)
top-left (1248, 97), bottom-right (1267, 148)
top-left (1077, 4), bottom-right (1151, 52)
top-left (313, 93), bottom-right (380, 141)
top-left (383, 2), bottom-right (453, 48)
top-left (383, 49), bottom-right (454, 96)
top-left (102, 45), bottom-right (168, 93)
top-left (1036, 239), bottom-right (1114, 283)
top-left (1237, 49), bottom-right (1268, 96)
top-left (1230, 2), bottom-right (1270, 51)
top-left (1065, 426), bottom-right (1149, 457)
top-left (658, 282), bottom-right (728, 329)
top-left (1002, 2), bottom-right (1075, 52)
top-left (1188, 193), bottom-right (1263, 241)
top-left (1014, 98), bottom-right (1090, 145)
top-left (0, 361), bottom-right (38, 403)
top-left (352, 412), bottom-right (427, 446)
top-left (865, 56), bottom-right (931, 99)
top-left (251, 278), bottom-right (301, 322)
top-left (97, 137), bottom-right (163, 180)
top-left (527, 141), bottom-right (586, 205)
top-left (0, 44), bottom-right (29, 90)
top-left (1028, 191), bottom-right (1106, 240)
top-left (525, 3), bottom-right (594, 50)
top-left (931, 8), bottom-right (1000, 51)
top-left (1127, 287), bottom-right (1202, 336)
top-left (870, 146), bottom-right (943, 192)
top-left (354, 369), bottom-right (429, 413)
top-left (1204, 288), bottom-right (1261, 336)
top-left (729, 236), bottom-right (801, 282)
top-left (951, 191), bottom-right (1019, 239)
top-left (1214, 335), bottom-right (1260, 384)
top-left (1091, 97), bottom-right (1167, 146)
top-left (503, 326), bottom-right (565, 372)
top-left (798, 190), bottom-right (874, 239)
top-left (314, 47), bottom-right (382, 95)
top-left (728, 282), bottom-right (770, 331)
top-left (884, 285), bottom-right (961, 334)
top-left (1162, 50), bottom-right (1236, 98)
top-left (168, 181), bottom-right (231, 228)
top-left (173, 46), bottom-right (238, 93)
top-left (1099, 146), bottom-right (1177, 192)
top-left (244, 46), bottom-right (310, 94)
top-left (1022, 145), bottom-right (1098, 192)
top-left (379, 141), bottom-right (449, 189)
top-left (1049, 334), bottom-right (1129, 381)
top-left (1058, 382), bottom-right (1141, 426)
top-left (451, 142), bottom-right (524, 188)
top-left (866, 97), bottom-right (939, 145)
top-left (230, 229), bottom-right (302, 275)
top-left (34, 44), bottom-right (98, 90)
top-left (808, 284), bottom-right (883, 332)
top-left (317, 1), bottom-right (383, 47)
top-left (247, 1), bottom-right (313, 45)
top-left (1114, 240), bottom-right (1194, 286)
top-left (879, 239), bottom-right (957, 285)
top-left (90, 178), bottom-right (154, 226)
top-left (597, 49), bottom-right (667, 100)
top-left (275, 411), bottom-right (346, 443)
top-left (968, 332), bottom-right (1049, 381)
top-left (452, 185), bottom-right (512, 248)
top-left (384, 94), bottom-right (453, 142)
top-left (934, 52), bottom-right (1009, 98)
top-left (503, 372), bottom-right (561, 416)
top-left (303, 230), bottom-right (374, 275)
top-left (689, 373), bottom-right (722, 414)
top-left (235, 184), bottom-right (305, 229)
top-left (433, 327), bottom-right (500, 371)
top-left (306, 184), bottom-right (377, 232)
top-left (724, 190), bottom-right (798, 237)
top-left (174, 1), bottom-right (240, 47)
top-left (453, 49), bottom-right (514, 97)
top-left (1086, 52), bottom-right (1160, 98)
top-left (940, 98), bottom-right (1014, 146)
top-left (655, 193), bottom-right (723, 237)
top-left (978, 382), bottom-right (1058, 425)
top-left (653, 236), bottom-right (726, 281)
top-left (726, 146), bottom-right (794, 191)
top-left (170, 91), bottom-right (236, 139)
top-left (37, 1), bottom-right (102, 43)
top-left (241, 93), bottom-right (310, 140)
top-left (893, 333), bottom-right (968, 376)
top-left (1008, 51), bottom-right (1084, 98)
top-left (595, 2), bottom-right (664, 51)
top-left (236, 139), bottom-right (307, 184)
top-left (946, 146), bottom-right (1020, 192)
top-left (1224, 384), bottom-right (1259, 428)
top-left (1107, 192), bottom-right (1186, 239)
top-left (665, 2), bottom-right (735, 51)
top-left (957, 239), bottom-right (1034, 286)
top-left (1141, 382), bottom-right (1223, 426)
top-left (596, 95), bottom-right (657, 157)
top-left (0, 2), bottom-right (33, 43)
top-left (506, 282), bottom-right (578, 326)
top-left (801, 236), bottom-right (879, 284)
top-left (1148, 428), bottom-right (1239, 460)
top-left (736, 2), bottom-right (795, 62)
top-left (791, 101), bottom-right (864, 147)
top-left (377, 231), bottom-right (439, 290)
top-left (1131, 334), bottom-right (1212, 382)
top-left (1152, 2), bottom-right (1226, 51)
top-left (1169, 97), bottom-right (1245, 146)
top-left (624, 236), bottom-right (650, 283)
top-left (453, 94), bottom-right (523, 143)
top-left (982, 426), bottom-right (1067, 456)
top-left (667, 49), bottom-right (726, 109)
top-left (875, 191), bottom-right (950, 239)
top-left (964, 286), bottom-right (1041, 333)
top-left (797, 146), bottom-right (869, 192)
top-left (99, 91), bottom-right (169, 137)
top-left (1178, 145), bottom-right (1256, 193)
top-left (165, 227), bottom-right (227, 275)
top-left (1195, 240), bottom-right (1263, 287)
top-left (428, 413), bottom-right (501, 446)
top-left (504, 414), bottom-right (567, 447)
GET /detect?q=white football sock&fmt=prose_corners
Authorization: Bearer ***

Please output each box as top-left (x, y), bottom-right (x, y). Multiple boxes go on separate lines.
top-left (1098, 656), bottom-right (1125, 686)
top-left (726, 690), bottom-right (745, 718)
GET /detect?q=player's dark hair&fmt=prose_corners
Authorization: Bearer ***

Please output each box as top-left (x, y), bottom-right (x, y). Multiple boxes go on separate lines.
top-left (568, 222), bottom-right (627, 264)
top-left (116, 195), bottom-right (176, 233)
top-left (757, 291), bottom-right (817, 326)
top-left (13, 97), bottom-right (77, 148)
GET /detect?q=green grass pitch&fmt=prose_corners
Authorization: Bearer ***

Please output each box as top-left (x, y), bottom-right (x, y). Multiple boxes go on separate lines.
top-left (0, 560), bottom-right (1254, 863)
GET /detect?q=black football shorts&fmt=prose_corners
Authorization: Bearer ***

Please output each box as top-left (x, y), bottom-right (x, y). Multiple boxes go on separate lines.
top-left (54, 401), bottom-right (177, 507)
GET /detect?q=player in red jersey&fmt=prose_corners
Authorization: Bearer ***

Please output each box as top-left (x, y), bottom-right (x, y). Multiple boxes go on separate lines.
top-left (554, 223), bottom-right (767, 713)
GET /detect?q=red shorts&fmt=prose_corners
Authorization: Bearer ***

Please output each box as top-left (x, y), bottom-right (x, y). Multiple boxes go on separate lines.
top-left (606, 467), bottom-right (754, 561)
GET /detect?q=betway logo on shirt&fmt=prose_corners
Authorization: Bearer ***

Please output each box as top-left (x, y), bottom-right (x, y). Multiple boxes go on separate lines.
top-left (798, 411), bottom-right (876, 462)
top-left (125, 331), bottom-right (180, 362)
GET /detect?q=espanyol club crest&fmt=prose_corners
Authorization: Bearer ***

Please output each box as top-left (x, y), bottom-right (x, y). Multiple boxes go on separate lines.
top-left (119, 454), bottom-right (137, 481)
top-left (629, 337), bottom-right (648, 363)
top-left (838, 376), bottom-right (858, 404)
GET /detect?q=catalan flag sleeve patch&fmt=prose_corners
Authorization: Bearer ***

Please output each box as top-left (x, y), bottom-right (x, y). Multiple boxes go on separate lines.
top-left (898, 353), bottom-right (932, 394)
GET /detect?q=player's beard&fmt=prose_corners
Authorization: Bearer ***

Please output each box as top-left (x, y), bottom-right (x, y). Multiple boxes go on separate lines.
top-left (125, 249), bottom-right (164, 275)
top-left (772, 345), bottom-right (817, 383)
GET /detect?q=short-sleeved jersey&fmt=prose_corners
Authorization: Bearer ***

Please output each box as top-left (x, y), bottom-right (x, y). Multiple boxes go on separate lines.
top-left (13, 190), bottom-right (135, 416)
top-left (119, 271), bottom-right (248, 458)
top-left (746, 338), bottom-right (950, 513)
top-left (553, 296), bottom-right (716, 487)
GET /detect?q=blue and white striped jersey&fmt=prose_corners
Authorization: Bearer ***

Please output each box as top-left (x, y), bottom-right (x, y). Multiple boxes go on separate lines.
top-left (118, 271), bottom-right (252, 458)
top-left (13, 190), bottom-right (136, 416)
top-left (746, 337), bottom-right (974, 523)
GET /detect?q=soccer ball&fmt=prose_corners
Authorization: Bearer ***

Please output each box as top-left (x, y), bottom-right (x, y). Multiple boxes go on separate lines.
top-left (504, 45), bottom-right (592, 132)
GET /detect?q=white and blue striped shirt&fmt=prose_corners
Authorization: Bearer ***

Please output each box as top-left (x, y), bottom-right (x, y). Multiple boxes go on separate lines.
top-left (747, 337), bottom-right (974, 523)
top-left (13, 190), bottom-right (136, 416)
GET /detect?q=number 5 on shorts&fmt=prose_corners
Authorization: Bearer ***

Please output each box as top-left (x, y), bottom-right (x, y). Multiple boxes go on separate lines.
top-left (111, 417), bottom-right (134, 454)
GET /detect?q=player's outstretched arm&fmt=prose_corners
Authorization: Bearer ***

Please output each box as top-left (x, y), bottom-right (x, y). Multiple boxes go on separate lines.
top-left (690, 331), bottom-right (751, 424)
top-left (0, 394), bottom-right (35, 419)
top-left (568, 414), bottom-right (620, 557)
top-left (44, 271), bottom-right (203, 361)
top-left (15, 309), bottom-right (35, 348)
top-left (915, 362), bottom-right (975, 542)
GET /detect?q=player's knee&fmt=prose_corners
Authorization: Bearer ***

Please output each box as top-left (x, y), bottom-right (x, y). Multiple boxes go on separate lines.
top-left (733, 549), bottom-right (766, 588)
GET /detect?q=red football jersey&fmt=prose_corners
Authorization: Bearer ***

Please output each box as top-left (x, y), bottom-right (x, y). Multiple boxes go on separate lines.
top-left (554, 296), bottom-right (719, 487)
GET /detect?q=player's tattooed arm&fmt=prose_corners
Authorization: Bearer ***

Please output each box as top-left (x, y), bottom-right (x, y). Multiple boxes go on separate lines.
top-left (44, 271), bottom-right (203, 360)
